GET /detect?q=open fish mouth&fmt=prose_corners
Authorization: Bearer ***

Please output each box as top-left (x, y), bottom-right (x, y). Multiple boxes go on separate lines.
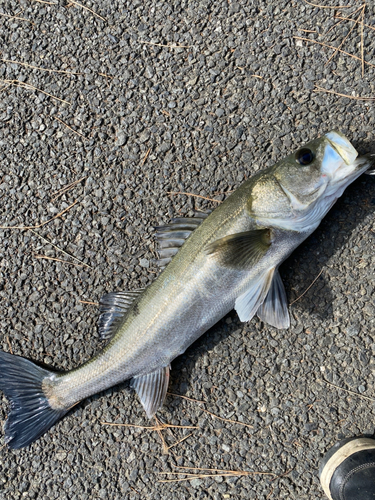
top-left (321, 131), bottom-right (366, 188)
top-left (325, 131), bottom-right (358, 166)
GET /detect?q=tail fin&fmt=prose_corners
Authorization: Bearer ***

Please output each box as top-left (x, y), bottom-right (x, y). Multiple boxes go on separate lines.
top-left (0, 351), bottom-right (67, 449)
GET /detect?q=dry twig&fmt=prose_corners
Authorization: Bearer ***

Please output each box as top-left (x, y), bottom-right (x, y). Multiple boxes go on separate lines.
top-left (34, 254), bottom-right (86, 268)
top-left (0, 200), bottom-right (79, 230)
top-left (0, 12), bottom-right (33, 23)
top-left (0, 79), bottom-right (70, 104)
top-left (51, 177), bottom-right (87, 202)
top-left (325, 4), bottom-right (364, 65)
top-left (140, 148), bottom-right (151, 167)
top-left (320, 379), bottom-right (375, 402)
top-left (159, 465), bottom-right (276, 483)
top-left (314, 85), bottom-right (375, 100)
top-left (55, 117), bottom-right (89, 141)
top-left (166, 191), bottom-right (223, 203)
top-left (29, 229), bottom-right (92, 269)
top-left (2, 59), bottom-right (81, 76)
top-left (289, 269), bottom-right (324, 306)
top-left (293, 37), bottom-right (375, 68)
top-left (301, 0), bottom-right (351, 8)
top-left (140, 40), bottom-right (190, 48)
top-left (70, 0), bottom-right (106, 22)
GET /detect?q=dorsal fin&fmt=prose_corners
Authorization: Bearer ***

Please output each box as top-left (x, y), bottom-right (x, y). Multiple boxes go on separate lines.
top-left (155, 212), bottom-right (210, 269)
top-left (98, 291), bottom-right (143, 340)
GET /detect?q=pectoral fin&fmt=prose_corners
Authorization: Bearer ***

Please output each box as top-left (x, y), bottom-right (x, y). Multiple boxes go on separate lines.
top-left (206, 229), bottom-right (271, 269)
top-left (257, 269), bottom-right (290, 329)
top-left (130, 366), bottom-right (170, 419)
top-left (235, 267), bottom-right (275, 322)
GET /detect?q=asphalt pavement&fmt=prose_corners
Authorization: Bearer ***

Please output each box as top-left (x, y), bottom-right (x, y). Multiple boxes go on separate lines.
top-left (0, 0), bottom-right (374, 498)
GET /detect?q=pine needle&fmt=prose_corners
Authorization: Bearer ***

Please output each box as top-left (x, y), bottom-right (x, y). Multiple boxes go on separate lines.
top-left (166, 192), bottom-right (223, 203)
top-left (289, 269), bottom-right (324, 306)
top-left (158, 465), bottom-right (276, 483)
top-left (0, 200), bottom-right (79, 230)
top-left (334, 15), bottom-right (375, 32)
top-left (169, 392), bottom-right (254, 428)
top-left (1, 59), bottom-right (81, 76)
top-left (51, 177), bottom-right (87, 202)
top-left (314, 85), bottom-right (375, 100)
top-left (79, 300), bottom-right (99, 306)
top-left (140, 148), bottom-right (151, 167)
top-left (301, 0), bottom-right (351, 8)
top-left (29, 229), bottom-right (92, 269)
top-left (320, 379), bottom-right (375, 403)
top-left (101, 422), bottom-right (198, 430)
top-left (70, 0), bottom-right (106, 22)
top-left (360, 4), bottom-right (365, 77)
top-left (293, 37), bottom-right (375, 68)
top-left (201, 408), bottom-right (254, 429)
top-left (325, 4), bottom-right (364, 65)
top-left (34, 254), bottom-right (86, 268)
top-left (140, 41), bottom-right (191, 48)
top-left (0, 79), bottom-right (70, 104)
top-left (0, 12), bottom-right (33, 23)
top-left (55, 117), bottom-right (89, 141)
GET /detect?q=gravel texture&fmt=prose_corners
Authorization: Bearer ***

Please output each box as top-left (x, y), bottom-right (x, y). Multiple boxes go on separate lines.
top-left (0, 0), bottom-right (374, 499)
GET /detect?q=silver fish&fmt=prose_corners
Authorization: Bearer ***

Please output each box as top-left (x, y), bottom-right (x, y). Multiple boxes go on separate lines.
top-left (0, 130), bottom-right (373, 448)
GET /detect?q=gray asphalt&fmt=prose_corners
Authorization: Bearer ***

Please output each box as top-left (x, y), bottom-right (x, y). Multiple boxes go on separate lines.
top-left (0, 0), bottom-right (374, 498)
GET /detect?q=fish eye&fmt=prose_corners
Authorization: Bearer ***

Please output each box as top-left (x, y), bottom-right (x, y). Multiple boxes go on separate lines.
top-left (296, 148), bottom-right (314, 166)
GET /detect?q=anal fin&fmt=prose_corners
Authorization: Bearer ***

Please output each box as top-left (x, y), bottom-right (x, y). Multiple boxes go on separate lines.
top-left (130, 366), bottom-right (170, 419)
top-left (257, 269), bottom-right (290, 329)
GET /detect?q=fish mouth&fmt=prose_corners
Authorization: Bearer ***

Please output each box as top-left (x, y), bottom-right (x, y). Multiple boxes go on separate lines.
top-left (321, 131), bottom-right (359, 183)
top-left (325, 130), bottom-right (358, 166)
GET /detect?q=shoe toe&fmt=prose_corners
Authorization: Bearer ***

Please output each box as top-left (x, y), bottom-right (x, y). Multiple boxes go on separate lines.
top-left (320, 437), bottom-right (375, 500)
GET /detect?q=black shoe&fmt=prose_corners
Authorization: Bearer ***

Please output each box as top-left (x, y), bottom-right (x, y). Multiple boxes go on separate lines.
top-left (319, 437), bottom-right (375, 500)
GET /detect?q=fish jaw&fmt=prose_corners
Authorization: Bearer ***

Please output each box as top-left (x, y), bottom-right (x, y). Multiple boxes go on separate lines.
top-left (322, 131), bottom-right (373, 200)
top-left (325, 130), bottom-right (358, 167)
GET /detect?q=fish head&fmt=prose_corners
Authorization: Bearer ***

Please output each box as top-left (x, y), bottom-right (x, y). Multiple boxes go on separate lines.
top-left (250, 131), bottom-right (371, 232)
top-left (273, 130), bottom-right (360, 205)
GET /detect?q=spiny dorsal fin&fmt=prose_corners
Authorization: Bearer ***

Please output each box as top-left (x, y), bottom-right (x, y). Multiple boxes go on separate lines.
top-left (130, 366), bottom-right (170, 418)
top-left (257, 269), bottom-right (290, 329)
top-left (235, 267), bottom-right (275, 322)
top-left (206, 229), bottom-right (271, 269)
top-left (155, 212), bottom-right (210, 269)
top-left (98, 291), bottom-right (143, 340)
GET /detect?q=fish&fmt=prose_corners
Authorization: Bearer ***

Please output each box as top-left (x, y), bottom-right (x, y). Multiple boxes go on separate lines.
top-left (0, 130), bottom-right (374, 449)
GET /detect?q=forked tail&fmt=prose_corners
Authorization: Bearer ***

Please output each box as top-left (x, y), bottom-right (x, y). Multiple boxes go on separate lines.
top-left (0, 351), bottom-right (68, 449)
